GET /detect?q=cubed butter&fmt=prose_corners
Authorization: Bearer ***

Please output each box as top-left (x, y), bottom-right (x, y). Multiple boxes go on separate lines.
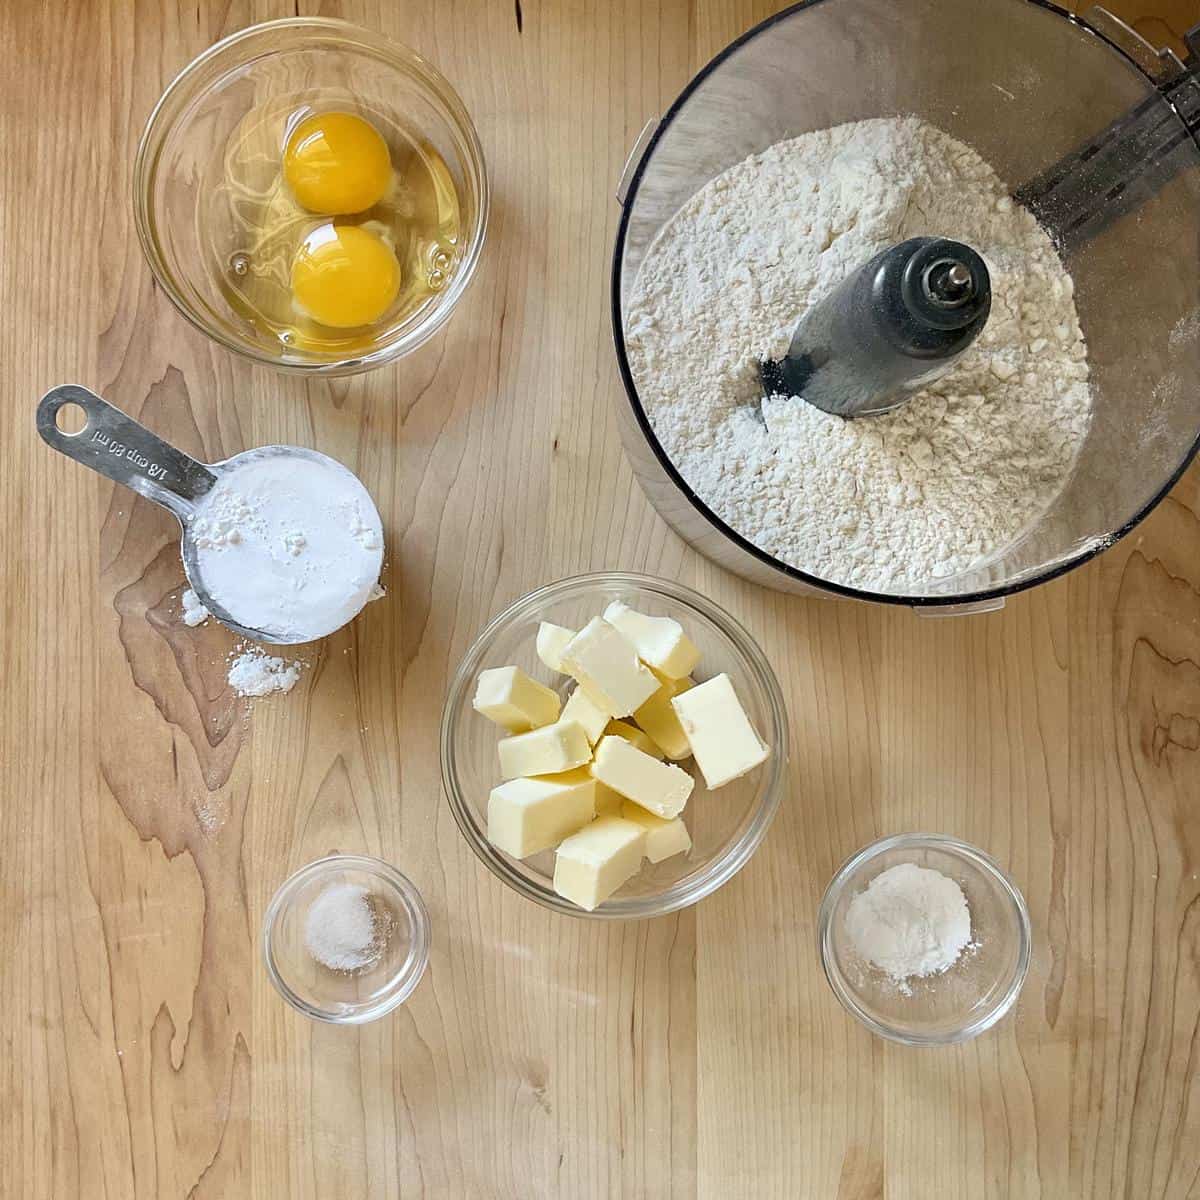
top-left (562, 685), bottom-right (611, 745)
top-left (561, 617), bottom-right (659, 717)
top-left (487, 769), bottom-right (596, 858)
top-left (590, 734), bottom-right (693, 818)
top-left (620, 801), bottom-right (692, 863)
top-left (603, 601), bottom-right (701, 679)
top-left (670, 673), bottom-right (770, 789)
top-left (536, 622), bottom-right (577, 673)
top-left (594, 781), bottom-right (623, 817)
top-left (553, 816), bottom-right (647, 911)
top-left (632, 673), bottom-right (694, 760)
top-left (604, 719), bottom-right (664, 759)
top-left (473, 666), bottom-right (561, 733)
top-left (498, 720), bottom-right (591, 780)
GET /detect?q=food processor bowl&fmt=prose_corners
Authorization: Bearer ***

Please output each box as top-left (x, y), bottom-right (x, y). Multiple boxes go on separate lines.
top-left (612, 0), bottom-right (1200, 608)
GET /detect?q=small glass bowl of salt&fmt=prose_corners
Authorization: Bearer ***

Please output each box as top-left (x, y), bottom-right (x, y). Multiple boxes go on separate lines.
top-left (262, 854), bottom-right (430, 1023)
top-left (818, 833), bottom-right (1030, 1046)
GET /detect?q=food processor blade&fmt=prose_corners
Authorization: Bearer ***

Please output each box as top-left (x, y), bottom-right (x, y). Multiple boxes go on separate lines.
top-left (759, 237), bottom-right (992, 417)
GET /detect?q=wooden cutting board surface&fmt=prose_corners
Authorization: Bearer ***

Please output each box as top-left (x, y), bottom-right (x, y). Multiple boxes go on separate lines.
top-left (2, 2), bottom-right (1197, 1197)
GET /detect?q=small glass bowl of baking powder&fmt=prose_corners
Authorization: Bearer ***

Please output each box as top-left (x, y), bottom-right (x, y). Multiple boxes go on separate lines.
top-left (262, 854), bottom-right (431, 1023)
top-left (818, 833), bottom-right (1031, 1046)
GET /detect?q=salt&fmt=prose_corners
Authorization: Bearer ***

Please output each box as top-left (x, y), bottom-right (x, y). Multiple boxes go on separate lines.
top-left (304, 882), bottom-right (387, 973)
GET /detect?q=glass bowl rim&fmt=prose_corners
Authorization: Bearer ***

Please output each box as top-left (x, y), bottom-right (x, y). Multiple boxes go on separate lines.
top-left (607, 0), bottom-right (1200, 606)
top-left (817, 831), bottom-right (1032, 1045)
top-left (133, 15), bottom-right (490, 376)
top-left (261, 852), bottom-right (432, 1023)
top-left (440, 570), bottom-right (790, 919)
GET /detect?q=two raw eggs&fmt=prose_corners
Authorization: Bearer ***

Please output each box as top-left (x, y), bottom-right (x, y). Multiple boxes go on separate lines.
top-left (283, 112), bottom-right (401, 329)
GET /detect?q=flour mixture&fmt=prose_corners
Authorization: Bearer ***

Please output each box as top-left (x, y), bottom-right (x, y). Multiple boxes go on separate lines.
top-left (626, 117), bottom-right (1092, 590)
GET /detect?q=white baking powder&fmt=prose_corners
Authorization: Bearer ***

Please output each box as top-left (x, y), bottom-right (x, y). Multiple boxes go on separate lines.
top-left (191, 450), bottom-right (383, 642)
top-left (845, 862), bottom-right (972, 992)
top-left (626, 117), bottom-right (1092, 591)
top-left (304, 882), bottom-right (388, 973)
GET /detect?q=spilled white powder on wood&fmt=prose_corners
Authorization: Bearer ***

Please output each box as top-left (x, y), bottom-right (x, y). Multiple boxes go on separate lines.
top-left (627, 117), bottom-right (1092, 591)
top-left (845, 862), bottom-right (972, 994)
top-left (1168, 308), bottom-right (1200, 351)
top-left (304, 882), bottom-right (389, 972)
top-left (227, 647), bottom-right (302, 697)
top-left (181, 588), bottom-right (210, 627)
top-left (192, 793), bottom-right (228, 836)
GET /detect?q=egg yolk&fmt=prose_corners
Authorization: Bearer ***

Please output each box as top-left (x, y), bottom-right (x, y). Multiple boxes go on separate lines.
top-left (291, 224), bottom-right (401, 328)
top-left (283, 112), bottom-right (392, 215)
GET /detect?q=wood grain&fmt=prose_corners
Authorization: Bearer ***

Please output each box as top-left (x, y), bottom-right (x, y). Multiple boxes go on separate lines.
top-left (2, 1), bottom-right (1198, 1197)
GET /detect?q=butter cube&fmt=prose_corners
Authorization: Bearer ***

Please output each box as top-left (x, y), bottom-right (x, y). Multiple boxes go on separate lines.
top-left (536, 622), bottom-right (577, 673)
top-left (671, 673), bottom-right (769, 789)
top-left (620, 801), bottom-right (692, 863)
top-left (498, 720), bottom-right (591, 780)
top-left (473, 666), bottom-right (561, 733)
top-left (553, 816), bottom-right (647, 911)
top-left (590, 734), bottom-right (693, 818)
top-left (487, 768), bottom-right (596, 858)
top-left (603, 601), bottom-right (700, 679)
top-left (561, 617), bottom-right (659, 717)
top-left (562, 685), bottom-right (611, 745)
top-left (595, 781), bottom-right (623, 817)
top-left (604, 719), bottom-right (664, 759)
top-left (632, 673), bottom-right (694, 760)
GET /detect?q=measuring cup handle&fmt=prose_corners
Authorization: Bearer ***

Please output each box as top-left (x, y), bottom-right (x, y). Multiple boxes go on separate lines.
top-left (37, 385), bottom-right (217, 520)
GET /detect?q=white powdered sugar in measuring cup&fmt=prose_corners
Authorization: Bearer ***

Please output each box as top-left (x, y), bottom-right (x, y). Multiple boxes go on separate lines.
top-left (190, 448), bottom-right (384, 643)
top-left (37, 388), bottom-right (386, 647)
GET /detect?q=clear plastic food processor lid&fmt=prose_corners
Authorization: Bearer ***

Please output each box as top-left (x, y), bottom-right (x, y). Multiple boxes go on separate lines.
top-left (612, 0), bottom-right (1200, 605)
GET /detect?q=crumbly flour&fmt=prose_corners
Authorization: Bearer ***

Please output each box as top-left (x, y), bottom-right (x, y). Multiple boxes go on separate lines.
top-left (627, 117), bottom-right (1092, 590)
top-left (845, 862), bottom-right (972, 993)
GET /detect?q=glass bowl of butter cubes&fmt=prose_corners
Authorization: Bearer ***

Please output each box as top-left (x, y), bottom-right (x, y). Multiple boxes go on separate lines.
top-left (440, 572), bottom-right (788, 918)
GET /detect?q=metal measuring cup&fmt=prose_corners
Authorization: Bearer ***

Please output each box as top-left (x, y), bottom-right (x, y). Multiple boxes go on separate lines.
top-left (37, 384), bottom-right (382, 645)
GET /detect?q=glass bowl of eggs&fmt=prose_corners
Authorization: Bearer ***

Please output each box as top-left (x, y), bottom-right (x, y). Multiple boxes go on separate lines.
top-left (134, 18), bottom-right (488, 375)
top-left (440, 573), bottom-right (789, 919)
